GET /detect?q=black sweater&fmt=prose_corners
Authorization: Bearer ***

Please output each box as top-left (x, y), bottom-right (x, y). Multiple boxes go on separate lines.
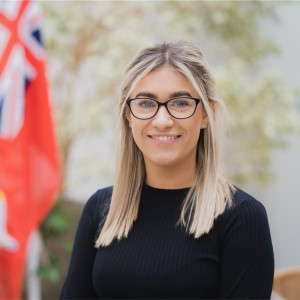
top-left (60, 185), bottom-right (274, 299)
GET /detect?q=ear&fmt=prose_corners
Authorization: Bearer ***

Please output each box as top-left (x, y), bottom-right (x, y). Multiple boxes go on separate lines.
top-left (201, 99), bottom-right (216, 127)
top-left (210, 100), bottom-right (217, 111)
top-left (204, 99), bottom-right (217, 115)
top-left (125, 108), bottom-right (131, 126)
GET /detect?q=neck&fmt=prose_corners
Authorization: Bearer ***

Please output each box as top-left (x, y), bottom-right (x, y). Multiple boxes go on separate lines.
top-left (145, 163), bottom-right (196, 189)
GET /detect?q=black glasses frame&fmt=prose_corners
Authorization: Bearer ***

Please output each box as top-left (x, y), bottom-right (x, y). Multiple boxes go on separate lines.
top-left (126, 97), bottom-right (201, 120)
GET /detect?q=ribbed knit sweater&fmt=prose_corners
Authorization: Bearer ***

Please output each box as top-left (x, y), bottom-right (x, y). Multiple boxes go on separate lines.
top-left (60, 184), bottom-right (274, 299)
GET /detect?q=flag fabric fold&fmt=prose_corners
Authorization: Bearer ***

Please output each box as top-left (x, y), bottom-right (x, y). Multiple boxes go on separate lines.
top-left (0, 1), bottom-right (60, 298)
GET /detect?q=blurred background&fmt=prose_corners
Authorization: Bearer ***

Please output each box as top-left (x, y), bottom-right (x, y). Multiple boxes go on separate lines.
top-left (31, 1), bottom-right (300, 299)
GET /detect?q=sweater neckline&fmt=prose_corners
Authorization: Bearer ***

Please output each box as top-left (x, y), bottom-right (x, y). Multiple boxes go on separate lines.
top-left (142, 183), bottom-right (190, 199)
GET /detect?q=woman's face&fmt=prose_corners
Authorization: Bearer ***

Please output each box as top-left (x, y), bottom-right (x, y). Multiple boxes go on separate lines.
top-left (127, 66), bottom-right (208, 172)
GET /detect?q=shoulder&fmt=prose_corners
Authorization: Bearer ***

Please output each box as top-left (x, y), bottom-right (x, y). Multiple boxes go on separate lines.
top-left (217, 187), bottom-right (270, 235)
top-left (82, 186), bottom-right (113, 222)
top-left (229, 187), bottom-right (267, 217)
top-left (88, 186), bottom-right (113, 205)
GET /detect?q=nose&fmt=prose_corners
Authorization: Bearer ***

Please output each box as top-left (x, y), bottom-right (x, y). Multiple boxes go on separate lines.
top-left (151, 105), bottom-right (174, 129)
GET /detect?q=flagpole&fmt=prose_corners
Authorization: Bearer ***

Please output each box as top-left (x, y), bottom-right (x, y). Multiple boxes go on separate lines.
top-left (25, 230), bottom-right (42, 300)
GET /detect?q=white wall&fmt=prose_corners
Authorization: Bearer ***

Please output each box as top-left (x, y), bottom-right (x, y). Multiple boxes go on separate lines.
top-left (258, 3), bottom-right (300, 269)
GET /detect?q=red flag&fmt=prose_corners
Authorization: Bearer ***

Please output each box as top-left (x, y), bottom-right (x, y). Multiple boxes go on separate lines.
top-left (0, 1), bottom-right (60, 298)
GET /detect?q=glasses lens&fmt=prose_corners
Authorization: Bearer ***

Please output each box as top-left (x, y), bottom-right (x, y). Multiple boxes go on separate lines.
top-left (130, 98), bottom-right (158, 119)
top-left (167, 97), bottom-right (197, 118)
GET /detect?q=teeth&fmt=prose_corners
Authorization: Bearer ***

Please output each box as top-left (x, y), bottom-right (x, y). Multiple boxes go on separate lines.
top-left (152, 136), bottom-right (177, 141)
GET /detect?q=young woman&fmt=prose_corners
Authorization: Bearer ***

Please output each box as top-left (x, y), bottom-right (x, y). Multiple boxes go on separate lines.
top-left (60, 41), bottom-right (274, 299)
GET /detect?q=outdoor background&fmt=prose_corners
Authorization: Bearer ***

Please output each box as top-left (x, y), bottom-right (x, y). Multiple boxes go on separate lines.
top-left (37, 2), bottom-right (300, 299)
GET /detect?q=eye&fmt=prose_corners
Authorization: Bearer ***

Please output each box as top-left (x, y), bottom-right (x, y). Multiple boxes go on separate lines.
top-left (170, 98), bottom-right (192, 107)
top-left (136, 98), bottom-right (156, 109)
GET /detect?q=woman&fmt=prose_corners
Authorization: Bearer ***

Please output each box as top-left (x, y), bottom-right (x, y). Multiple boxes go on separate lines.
top-left (60, 41), bottom-right (274, 299)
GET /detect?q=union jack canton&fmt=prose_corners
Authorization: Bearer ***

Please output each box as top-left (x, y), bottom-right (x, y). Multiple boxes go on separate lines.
top-left (0, 0), bottom-right (45, 140)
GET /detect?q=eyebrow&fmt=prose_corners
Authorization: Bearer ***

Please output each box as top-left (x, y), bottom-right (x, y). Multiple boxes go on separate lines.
top-left (170, 91), bottom-right (192, 98)
top-left (135, 92), bottom-right (156, 98)
top-left (134, 91), bottom-right (193, 99)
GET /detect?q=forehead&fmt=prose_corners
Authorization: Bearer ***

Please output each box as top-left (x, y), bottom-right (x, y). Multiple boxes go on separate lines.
top-left (131, 66), bottom-right (198, 98)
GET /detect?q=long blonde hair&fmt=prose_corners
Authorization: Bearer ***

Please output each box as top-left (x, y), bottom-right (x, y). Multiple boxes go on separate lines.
top-left (95, 41), bottom-right (235, 247)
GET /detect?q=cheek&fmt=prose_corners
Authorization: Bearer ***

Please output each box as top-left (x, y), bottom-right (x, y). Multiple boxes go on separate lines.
top-left (186, 122), bottom-right (203, 148)
top-left (192, 128), bottom-right (202, 144)
top-left (130, 121), bottom-right (145, 144)
top-left (131, 120), bottom-right (140, 133)
top-left (131, 126), bottom-right (139, 144)
top-left (186, 116), bottom-right (202, 137)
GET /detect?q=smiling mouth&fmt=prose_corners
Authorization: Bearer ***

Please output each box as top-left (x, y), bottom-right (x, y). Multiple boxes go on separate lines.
top-left (149, 135), bottom-right (181, 141)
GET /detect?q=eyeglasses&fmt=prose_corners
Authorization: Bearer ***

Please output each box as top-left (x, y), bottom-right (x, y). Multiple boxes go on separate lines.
top-left (126, 97), bottom-right (201, 120)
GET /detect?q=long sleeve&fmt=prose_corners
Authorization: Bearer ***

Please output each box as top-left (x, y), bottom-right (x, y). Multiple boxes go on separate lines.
top-left (218, 193), bottom-right (274, 299)
top-left (60, 187), bottom-right (112, 299)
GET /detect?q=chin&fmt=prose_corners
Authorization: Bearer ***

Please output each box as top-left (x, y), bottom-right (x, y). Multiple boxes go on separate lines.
top-left (147, 155), bottom-right (180, 168)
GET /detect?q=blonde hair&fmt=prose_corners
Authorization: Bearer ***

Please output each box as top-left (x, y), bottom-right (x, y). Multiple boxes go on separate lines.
top-left (96, 41), bottom-right (235, 247)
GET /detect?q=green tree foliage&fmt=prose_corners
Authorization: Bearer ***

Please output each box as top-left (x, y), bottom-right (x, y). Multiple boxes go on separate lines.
top-left (41, 1), bottom-right (299, 191)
